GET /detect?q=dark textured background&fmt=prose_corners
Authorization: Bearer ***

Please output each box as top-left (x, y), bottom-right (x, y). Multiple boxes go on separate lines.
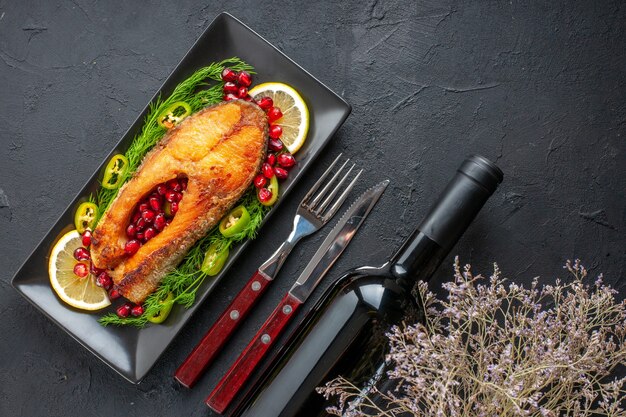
top-left (1, 1), bottom-right (624, 416)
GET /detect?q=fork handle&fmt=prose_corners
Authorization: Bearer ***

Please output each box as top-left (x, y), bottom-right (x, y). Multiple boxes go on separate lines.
top-left (174, 270), bottom-right (272, 388)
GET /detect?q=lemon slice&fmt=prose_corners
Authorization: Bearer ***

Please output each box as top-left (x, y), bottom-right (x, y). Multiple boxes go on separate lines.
top-left (48, 230), bottom-right (110, 311)
top-left (249, 82), bottom-right (309, 154)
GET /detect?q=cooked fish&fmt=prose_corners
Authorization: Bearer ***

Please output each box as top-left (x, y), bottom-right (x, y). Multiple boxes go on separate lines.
top-left (90, 100), bottom-right (268, 303)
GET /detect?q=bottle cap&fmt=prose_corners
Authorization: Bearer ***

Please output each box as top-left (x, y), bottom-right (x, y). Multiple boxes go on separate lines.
top-left (458, 155), bottom-right (503, 194)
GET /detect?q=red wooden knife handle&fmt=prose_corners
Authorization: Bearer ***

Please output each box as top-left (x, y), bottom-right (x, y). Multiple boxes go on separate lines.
top-left (205, 292), bottom-right (302, 414)
top-left (174, 270), bottom-right (273, 388)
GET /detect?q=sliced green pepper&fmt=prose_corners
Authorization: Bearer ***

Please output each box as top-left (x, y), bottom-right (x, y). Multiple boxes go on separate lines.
top-left (259, 175), bottom-right (279, 207)
top-left (102, 154), bottom-right (129, 190)
top-left (164, 201), bottom-right (173, 217)
top-left (74, 202), bottom-right (99, 234)
top-left (219, 205), bottom-right (250, 237)
top-left (147, 292), bottom-right (174, 324)
top-left (201, 243), bottom-right (229, 276)
top-left (158, 101), bottom-right (192, 129)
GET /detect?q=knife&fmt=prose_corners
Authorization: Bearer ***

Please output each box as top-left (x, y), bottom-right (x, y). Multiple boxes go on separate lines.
top-left (205, 180), bottom-right (389, 414)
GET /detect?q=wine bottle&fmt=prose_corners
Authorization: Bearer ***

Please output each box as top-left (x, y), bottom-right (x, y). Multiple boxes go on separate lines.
top-left (231, 155), bottom-right (503, 417)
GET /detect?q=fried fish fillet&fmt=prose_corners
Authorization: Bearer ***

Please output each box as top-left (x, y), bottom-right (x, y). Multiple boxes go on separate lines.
top-left (90, 100), bottom-right (268, 303)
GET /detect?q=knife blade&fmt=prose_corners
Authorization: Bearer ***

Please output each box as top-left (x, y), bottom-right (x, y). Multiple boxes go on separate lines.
top-left (205, 180), bottom-right (389, 414)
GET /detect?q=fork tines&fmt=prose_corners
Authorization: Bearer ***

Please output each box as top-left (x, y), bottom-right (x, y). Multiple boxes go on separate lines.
top-left (301, 154), bottom-right (362, 222)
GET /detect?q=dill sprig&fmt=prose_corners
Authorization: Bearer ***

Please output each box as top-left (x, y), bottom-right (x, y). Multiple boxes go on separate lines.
top-left (97, 58), bottom-right (269, 328)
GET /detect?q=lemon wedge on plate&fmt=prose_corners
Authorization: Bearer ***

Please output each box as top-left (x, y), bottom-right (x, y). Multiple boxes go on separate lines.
top-left (249, 82), bottom-right (309, 154)
top-left (48, 230), bottom-right (110, 311)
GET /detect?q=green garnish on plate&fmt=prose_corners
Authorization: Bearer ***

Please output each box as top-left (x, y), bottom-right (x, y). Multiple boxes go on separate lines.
top-left (98, 58), bottom-right (270, 328)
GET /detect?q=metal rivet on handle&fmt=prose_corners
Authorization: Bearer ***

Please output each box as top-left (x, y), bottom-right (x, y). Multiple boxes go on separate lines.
top-left (251, 281), bottom-right (261, 291)
top-left (261, 334), bottom-right (271, 344)
top-left (230, 310), bottom-right (240, 320)
top-left (282, 305), bottom-right (293, 315)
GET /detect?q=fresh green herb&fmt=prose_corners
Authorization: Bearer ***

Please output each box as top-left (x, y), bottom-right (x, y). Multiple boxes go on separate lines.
top-left (97, 58), bottom-right (269, 328)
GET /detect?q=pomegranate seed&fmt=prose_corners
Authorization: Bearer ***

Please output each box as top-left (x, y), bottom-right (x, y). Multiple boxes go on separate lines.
top-left (258, 188), bottom-right (273, 203)
top-left (237, 86), bottom-right (248, 98)
top-left (149, 196), bottom-right (161, 211)
top-left (132, 211), bottom-right (141, 224)
top-left (73, 247), bottom-right (91, 261)
top-left (136, 232), bottom-right (145, 241)
top-left (141, 209), bottom-right (155, 223)
top-left (157, 184), bottom-right (167, 195)
top-left (166, 179), bottom-right (182, 191)
top-left (154, 213), bottom-right (166, 231)
top-left (165, 190), bottom-right (178, 203)
top-left (96, 272), bottom-right (112, 290)
top-left (90, 262), bottom-right (104, 276)
top-left (73, 263), bottom-right (89, 278)
top-left (244, 95), bottom-right (253, 102)
top-left (165, 219), bottom-right (172, 226)
top-left (262, 163), bottom-right (275, 179)
top-left (82, 230), bottom-right (92, 247)
top-left (116, 303), bottom-right (131, 318)
top-left (274, 167), bottom-right (289, 180)
top-left (125, 224), bottom-right (136, 238)
top-left (136, 217), bottom-right (146, 231)
top-left (257, 96), bottom-right (273, 110)
top-left (237, 71), bottom-right (252, 87)
top-left (254, 174), bottom-right (267, 189)
top-left (267, 154), bottom-right (277, 167)
top-left (171, 201), bottom-right (179, 214)
top-left (224, 93), bottom-right (238, 101)
top-left (223, 81), bottom-right (238, 93)
top-left (131, 305), bottom-right (144, 317)
top-left (267, 107), bottom-right (283, 122)
top-left (108, 288), bottom-right (121, 300)
top-left (278, 153), bottom-right (296, 168)
top-left (181, 178), bottom-right (188, 191)
top-left (144, 227), bottom-right (156, 241)
top-left (138, 202), bottom-right (149, 212)
top-left (221, 67), bottom-right (237, 82)
top-left (126, 224), bottom-right (137, 238)
top-left (268, 138), bottom-right (284, 152)
top-left (124, 240), bottom-right (141, 255)
top-left (269, 125), bottom-right (283, 139)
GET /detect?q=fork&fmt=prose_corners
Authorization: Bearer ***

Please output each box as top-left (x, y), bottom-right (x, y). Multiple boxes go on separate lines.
top-left (174, 154), bottom-right (361, 388)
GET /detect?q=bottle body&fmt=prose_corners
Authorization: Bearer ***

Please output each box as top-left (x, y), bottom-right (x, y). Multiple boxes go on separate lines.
top-left (233, 268), bottom-right (401, 416)
top-left (234, 233), bottom-right (444, 417)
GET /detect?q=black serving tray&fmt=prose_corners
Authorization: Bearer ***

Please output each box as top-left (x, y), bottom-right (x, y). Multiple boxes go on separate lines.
top-left (11, 12), bottom-right (350, 383)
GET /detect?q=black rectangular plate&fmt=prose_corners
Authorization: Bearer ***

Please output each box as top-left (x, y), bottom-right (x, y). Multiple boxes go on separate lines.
top-left (11, 12), bottom-right (350, 383)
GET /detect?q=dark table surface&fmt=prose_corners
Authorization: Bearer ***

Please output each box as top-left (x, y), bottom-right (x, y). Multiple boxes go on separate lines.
top-left (1, 1), bottom-right (624, 416)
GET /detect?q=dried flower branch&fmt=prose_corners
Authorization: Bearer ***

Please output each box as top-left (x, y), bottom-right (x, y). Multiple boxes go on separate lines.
top-left (318, 259), bottom-right (626, 416)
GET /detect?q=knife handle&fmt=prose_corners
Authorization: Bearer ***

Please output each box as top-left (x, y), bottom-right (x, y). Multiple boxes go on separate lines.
top-left (205, 293), bottom-right (303, 414)
top-left (174, 270), bottom-right (272, 388)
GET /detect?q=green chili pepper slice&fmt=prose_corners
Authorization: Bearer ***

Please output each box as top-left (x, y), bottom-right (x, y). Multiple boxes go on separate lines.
top-left (102, 154), bottom-right (129, 190)
top-left (158, 101), bottom-right (192, 129)
top-left (146, 292), bottom-right (174, 324)
top-left (74, 202), bottom-right (99, 234)
top-left (259, 175), bottom-right (279, 207)
top-left (201, 243), bottom-right (229, 276)
top-left (219, 205), bottom-right (251, 238)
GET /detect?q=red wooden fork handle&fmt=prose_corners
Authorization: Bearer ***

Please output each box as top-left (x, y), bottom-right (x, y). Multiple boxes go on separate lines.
top-left (205, 292), bottom-right (302, 414)
top-left (174, 270), bottom-right (272, 388)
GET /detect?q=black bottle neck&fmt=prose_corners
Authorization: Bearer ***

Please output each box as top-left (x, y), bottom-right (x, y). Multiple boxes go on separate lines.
top-left (390, 229), bottom-right (446, 287)
top-left (390, 155), bottom-right (503, 287)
